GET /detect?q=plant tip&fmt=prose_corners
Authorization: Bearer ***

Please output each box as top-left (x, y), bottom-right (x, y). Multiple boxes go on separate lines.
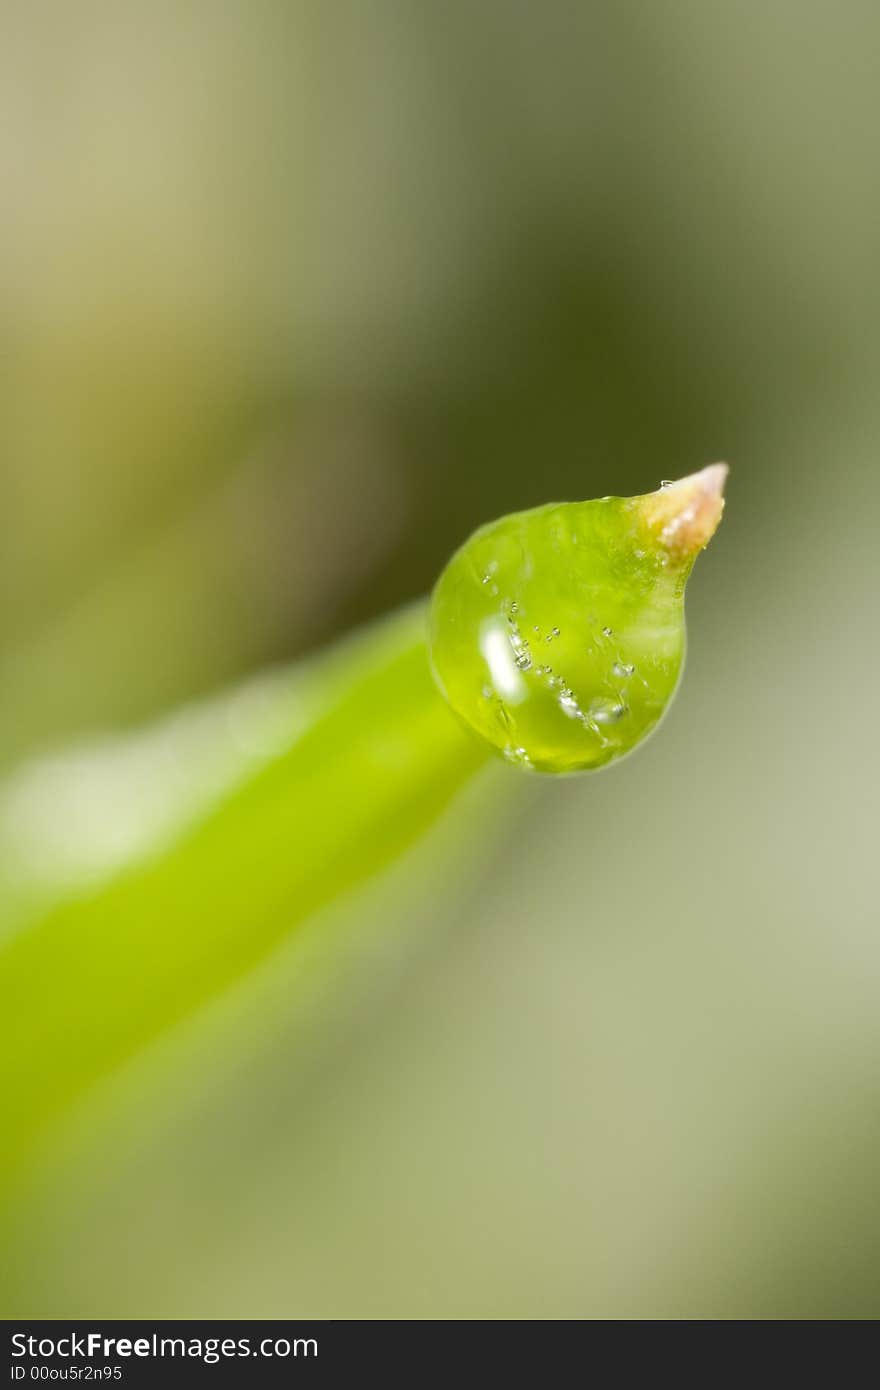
top-left (644, 462), bottom-right (728, 560)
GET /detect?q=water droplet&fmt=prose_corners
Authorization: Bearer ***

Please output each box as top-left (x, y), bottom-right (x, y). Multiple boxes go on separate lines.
top-left (545, 634), bottom-right (553, 643)
top-left (612, 661), bottom-right (635, 678)
top-left (481, 684), bottom-right (493, 699)
top-left (509, 601), bottom-right (519, 616)
top-left (552, 626), bottom-right (560, 638)
top-left (514, 650), bottom-right (532, 671)
top-left (660, 479), bottom-right (673, 489)
top-left (602, 626), bottom-right (613, 637)
top-left (533, 625), bottom-right (540, 634)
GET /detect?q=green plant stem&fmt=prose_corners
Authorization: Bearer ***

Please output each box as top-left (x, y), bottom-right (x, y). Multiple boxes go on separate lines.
top-left (0, 604), bottom-right (490, 1192)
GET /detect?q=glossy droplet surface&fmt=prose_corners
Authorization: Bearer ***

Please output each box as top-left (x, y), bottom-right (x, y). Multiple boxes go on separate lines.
top-left (429, 469), bottom-right (726, 774)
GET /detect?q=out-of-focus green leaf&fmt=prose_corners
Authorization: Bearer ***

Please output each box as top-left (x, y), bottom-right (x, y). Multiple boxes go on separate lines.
top-left (0, 604), bottom-right (490, 1195)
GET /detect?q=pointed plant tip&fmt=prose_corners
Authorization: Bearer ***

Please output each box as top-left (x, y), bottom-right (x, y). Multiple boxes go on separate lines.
top-left (642, 462), bottom-right (729, 561)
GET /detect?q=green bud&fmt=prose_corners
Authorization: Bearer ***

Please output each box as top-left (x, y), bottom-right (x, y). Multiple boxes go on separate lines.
top-left (429, 465), bottom-right (727, 773)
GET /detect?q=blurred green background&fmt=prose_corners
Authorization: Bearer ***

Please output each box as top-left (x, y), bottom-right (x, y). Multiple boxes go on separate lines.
top-left (2, 0), bottom-right (879, 1317)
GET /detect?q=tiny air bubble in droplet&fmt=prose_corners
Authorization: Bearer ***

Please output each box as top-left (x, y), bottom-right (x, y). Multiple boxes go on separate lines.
top-left (590, 697), bottom-right (627, 725)
top-left (558, 688), bottom-right (582, 719)
top-left (504, 746), bottom-right (532, 768)
top-left (495, 702), bottom-right (512, 730)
